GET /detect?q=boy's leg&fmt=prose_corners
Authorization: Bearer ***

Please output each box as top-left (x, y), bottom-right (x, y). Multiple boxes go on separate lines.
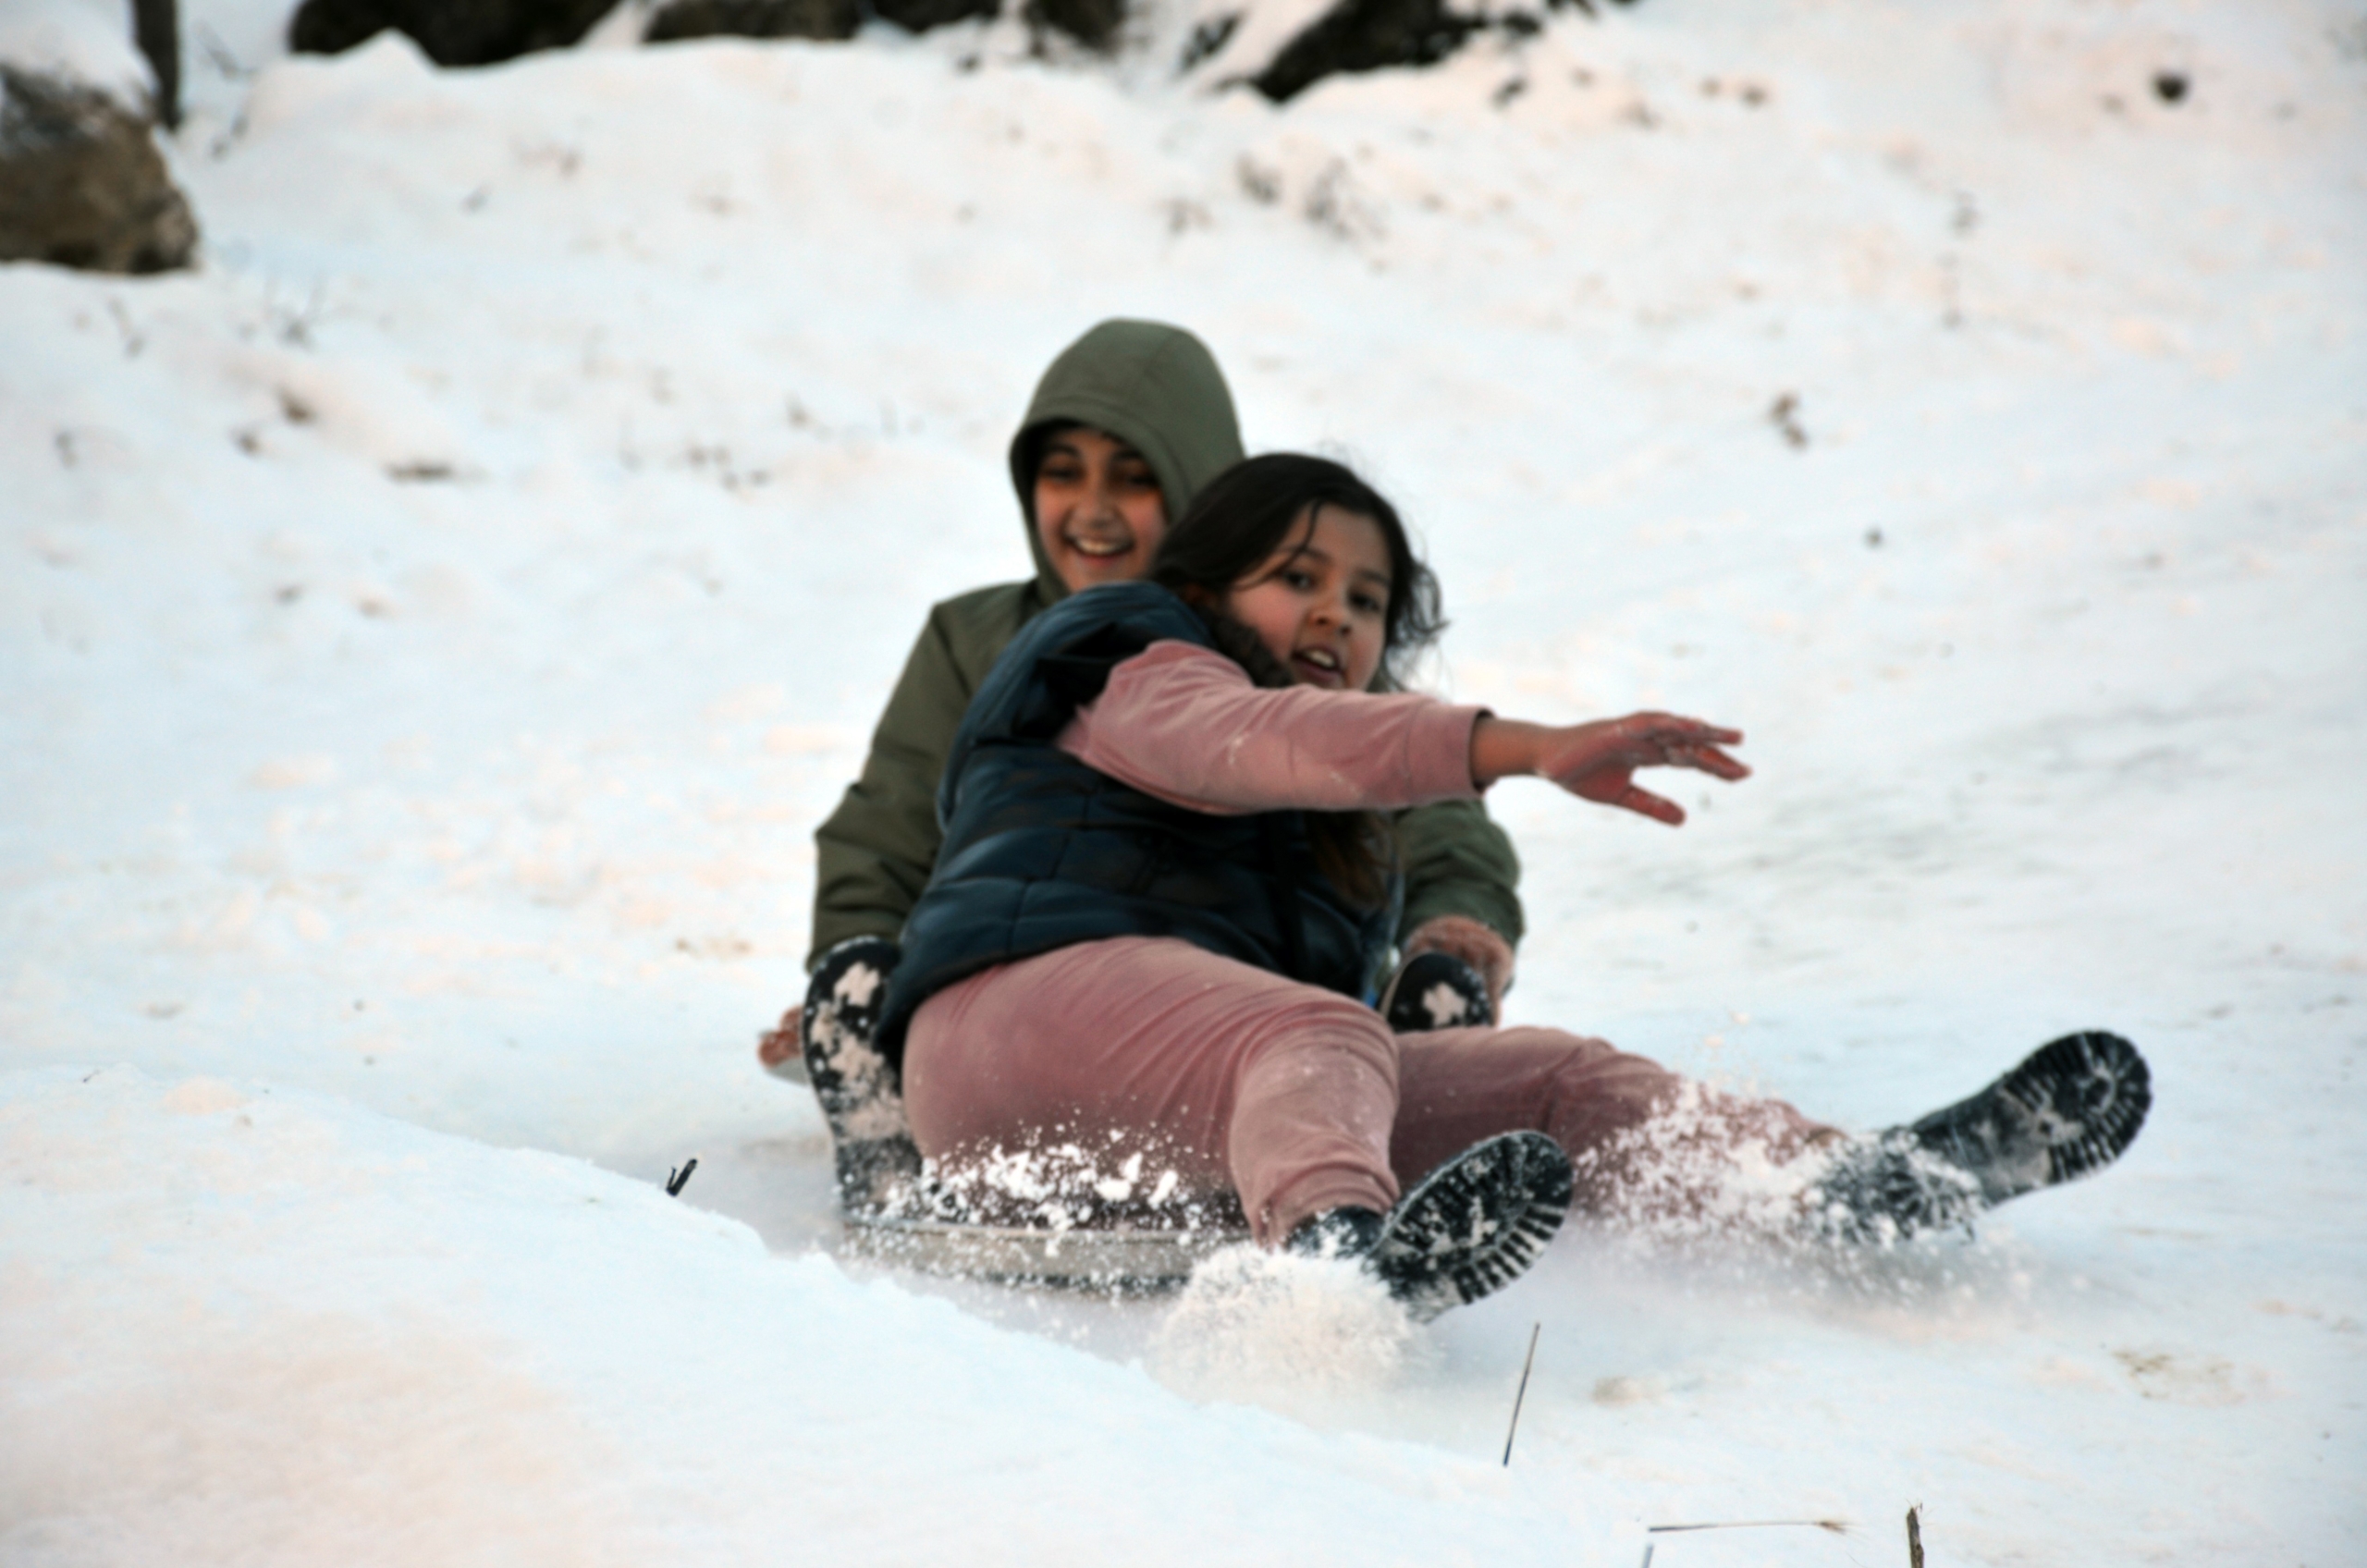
top-left (1392, 1026), bottom-right (1834, 1210)
top-left (901, 937), bottom-right (1404, 1243)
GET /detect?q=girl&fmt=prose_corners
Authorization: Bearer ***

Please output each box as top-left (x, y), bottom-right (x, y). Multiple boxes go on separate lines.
top-left (874, 455), bottom-right (2152, 1317)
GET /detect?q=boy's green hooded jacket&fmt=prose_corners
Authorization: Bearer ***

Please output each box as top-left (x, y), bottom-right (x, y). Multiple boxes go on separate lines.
top-left (809, 319), bottom-right (1524, 966)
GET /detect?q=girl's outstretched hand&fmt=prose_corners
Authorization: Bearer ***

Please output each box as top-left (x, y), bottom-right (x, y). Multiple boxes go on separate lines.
top-left (1471, 713), bottom-right (1748, 826)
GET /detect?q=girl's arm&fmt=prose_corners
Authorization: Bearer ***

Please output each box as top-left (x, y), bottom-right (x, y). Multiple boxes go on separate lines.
top-left (1469, 714), bottom-right (1749, 827)
top-left (1058, 641), bottom-right (1748, 826)
top-left (1055, 641), bottom-right (1484, 815)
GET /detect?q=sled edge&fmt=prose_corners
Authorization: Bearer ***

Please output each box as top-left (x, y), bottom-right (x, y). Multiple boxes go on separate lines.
top-left (842, 1213), bottom-right (1252, 1290)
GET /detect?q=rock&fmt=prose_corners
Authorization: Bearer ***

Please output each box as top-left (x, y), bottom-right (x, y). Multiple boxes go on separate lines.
top-left (1250, 0), bottom-right (1484, 103)
top-left (646, 0), bottom-right (859, 43)
top-left (288, 0), bottom-right (624, 67)
top-left (871, 0), bottom-right (999, 33)
top-left (0, 67), bottom-right (197, 275)
top-left (644, 0), bottom-right (996, 32)
top-left (1026, 0), bottom-right (1122, 50)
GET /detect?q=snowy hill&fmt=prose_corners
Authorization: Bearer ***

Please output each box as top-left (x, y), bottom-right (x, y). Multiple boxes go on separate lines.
top-left (5, 1), bottom-right (2364, 1562)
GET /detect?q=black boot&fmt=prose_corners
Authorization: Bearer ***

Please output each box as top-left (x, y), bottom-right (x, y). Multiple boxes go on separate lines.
top-left (800, 936), bottom-right (923, 1215)
top-left (1380, 950), bottom-right (1492, 1033)
top-left (1810, 1030), bottom-right (2152, 1243)
top-left (1287, 1131), bottom-right (1574, 1321)
top-left (1286, 1206), bottom-right (1387, 1261)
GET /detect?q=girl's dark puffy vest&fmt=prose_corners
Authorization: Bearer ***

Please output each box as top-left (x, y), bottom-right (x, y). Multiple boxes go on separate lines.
top-left (876, 582), bottom-right (1396, 1066)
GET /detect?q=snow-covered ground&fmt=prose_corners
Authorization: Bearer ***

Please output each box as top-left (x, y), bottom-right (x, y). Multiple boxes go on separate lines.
top-left (5, 0), bottom-right (2364, 1562)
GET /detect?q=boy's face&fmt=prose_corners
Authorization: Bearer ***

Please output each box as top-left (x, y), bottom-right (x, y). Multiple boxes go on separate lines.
top-left (1034, 427), bottom-right (1167, 593)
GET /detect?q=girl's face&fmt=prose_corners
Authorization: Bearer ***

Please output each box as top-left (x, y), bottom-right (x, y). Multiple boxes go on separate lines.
top-left (1034, 427), bottom-right (1167, 593)
top-left (1224, 505), bottom-right (1393, 692)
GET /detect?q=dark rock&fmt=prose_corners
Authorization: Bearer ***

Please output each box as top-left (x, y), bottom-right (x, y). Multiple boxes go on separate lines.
top-left (1250, 0), bottom-right (1485, 103)
top-left (288, 0), bottom-right (623, 67)
top-left (0, 67), bottom-right (198, 275)
top-left (1026, 0), bottom-right (1122, 50)
top-left (647, 0), bottom-right (859, 42)
top-left (2152, 70), bottom-right (2189, 104)
top-left (872, 0), bottom-right (999, 33)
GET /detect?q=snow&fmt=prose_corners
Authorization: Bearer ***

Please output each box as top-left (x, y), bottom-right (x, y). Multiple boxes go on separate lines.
top-left (0, 0), bottom-right (151, 108)
top-left (5, 1064), bottom-right (1626, 1566)
top-left (4, 0), bottom-right (2363, 1562)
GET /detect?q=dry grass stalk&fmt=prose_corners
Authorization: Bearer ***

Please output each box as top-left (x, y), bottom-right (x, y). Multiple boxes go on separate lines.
top-left (1501, 1322), bottom-right (1541, 1465)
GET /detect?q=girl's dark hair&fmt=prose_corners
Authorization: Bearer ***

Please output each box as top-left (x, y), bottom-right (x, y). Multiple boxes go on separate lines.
top-left (1150, 453), bottom-right (1443, 692)
top-left (1147, 453), bottom-right (1445, 910)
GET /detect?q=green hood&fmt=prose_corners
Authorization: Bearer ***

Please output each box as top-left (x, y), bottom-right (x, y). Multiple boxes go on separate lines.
top-left (1007, 319), bottom-right (1245, 603)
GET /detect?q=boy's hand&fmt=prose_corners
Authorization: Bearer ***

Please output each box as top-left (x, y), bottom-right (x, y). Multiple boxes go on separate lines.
top-left (1472, 713), bottom-right (1748, 826)
top-left (1402, 914), bottom-right (1515, 1021)
top-left (759, 1004), bottom-right (806, 1079)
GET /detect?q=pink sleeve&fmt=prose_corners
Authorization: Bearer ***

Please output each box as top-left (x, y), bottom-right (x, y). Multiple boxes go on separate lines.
top-left (1053, 640), bottom-right (1486, 815)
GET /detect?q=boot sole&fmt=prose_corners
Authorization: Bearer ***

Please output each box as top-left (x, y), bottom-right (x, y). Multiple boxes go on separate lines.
top-left (799, 937), bottom-right (917, 1212)
top-left (1373, 1131), bottom-right (1573, 1321)
top-left (1379, 950), bottom-right (1492, 1034)
top-left (1912, 1029), bottom-right (2152, 1204)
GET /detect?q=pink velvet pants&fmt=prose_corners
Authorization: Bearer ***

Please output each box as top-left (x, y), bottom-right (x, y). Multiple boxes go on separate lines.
top-left (901, 937), bottom-right (1825, 1245)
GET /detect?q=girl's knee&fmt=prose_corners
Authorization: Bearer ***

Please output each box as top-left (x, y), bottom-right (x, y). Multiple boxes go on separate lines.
top-left (1491, 1029), bottom-right (1685, 1142)
top-left (1238, 992), bottom-right (1399, 1083)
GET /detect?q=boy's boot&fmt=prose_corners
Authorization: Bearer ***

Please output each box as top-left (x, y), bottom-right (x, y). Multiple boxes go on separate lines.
top-left (1380, 950), bottom-right (1492, 1034)
top-left (1809, 1030), bottom-right (2152, 1243)
top-left (1289, 1131), bottom-right (1574, 1321)
top-left (800, 937), bottom-right (924, 1215)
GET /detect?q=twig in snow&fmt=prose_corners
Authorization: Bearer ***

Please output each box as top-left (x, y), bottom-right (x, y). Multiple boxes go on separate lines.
top-left (1502, 1322), bottom-right (1541, 1465)
top-left (1637, 1545), bottom-right (1652, 1568)
top-left (195, 22), bottom-right (251, 79)
top-left (666, 1158), bottom-right (699, 1196)
top-left (1907, 1504), bottom-right (1925, 1568)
